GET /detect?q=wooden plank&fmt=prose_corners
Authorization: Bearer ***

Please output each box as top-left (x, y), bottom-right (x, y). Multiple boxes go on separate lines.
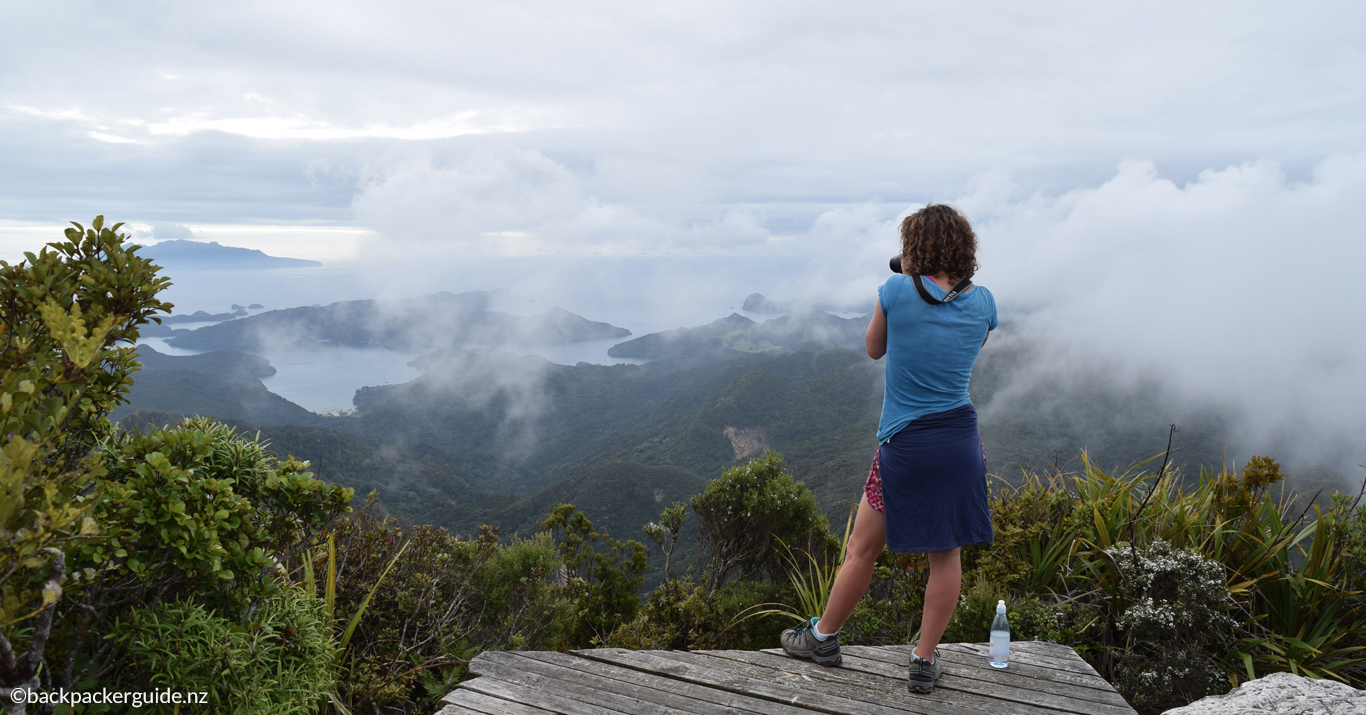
top-left (470, 655), bottom-right (688, 715)
top-left (439, 689), bottom-right (559, 715)
top-left (881, 642), bottom-right (1103, 678)
top-left (839, 645), bottom-right (1118, 694)
top-left (926, 643), bottom-right (1111, 690)
top-left (451, 645), bottom-right (1135, 715)
top-left (515, 650), bottom-right (816, 715)
top-left (958, 641), bottom-right (1100, 674)
top-left (812, 651), bottom-right (1136, 715)
top-left (1013, 640), bottom-right (1092, 661)
top-left (461, 675), bottom-right (626, 715)
top-left (579, 647), bottom-right (956, 715)
top-left (695, 649), bottom-right (1080, 715)
top-left (660, 650), bottom-right (1023, 715)
top-left (878, 642), bottom-right (1090, 672)
top-left (837, 649), bottom-right (1127, 709)
top-left (490, 651), bottom-right (771, 715)
top-left (836, 651), bottom-right (1132, 715)
top-left (954, 642), bottom-right (1107, 679)
top-left (461, 675), bottom-right (631, 710)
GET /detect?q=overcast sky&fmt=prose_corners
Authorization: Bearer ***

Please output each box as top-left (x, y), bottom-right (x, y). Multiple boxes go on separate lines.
top-left (4, 1), bottom-right (1365, 473)
top-left (2, 2), bottom-right (1362, 254)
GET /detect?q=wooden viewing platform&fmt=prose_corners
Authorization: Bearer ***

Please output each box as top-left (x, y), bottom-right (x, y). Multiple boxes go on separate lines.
top-left (437, 641), bottom-right (1138, 715)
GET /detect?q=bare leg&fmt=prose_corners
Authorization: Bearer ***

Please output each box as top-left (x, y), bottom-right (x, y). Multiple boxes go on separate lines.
top-left (913, 547), bottom-right (962, 659)
top-left (816, 493), bottom-right (884, 632)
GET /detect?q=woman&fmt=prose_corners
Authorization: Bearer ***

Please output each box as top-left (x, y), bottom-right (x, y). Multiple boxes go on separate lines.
top-left (780, 204), bottom-right (997, 694)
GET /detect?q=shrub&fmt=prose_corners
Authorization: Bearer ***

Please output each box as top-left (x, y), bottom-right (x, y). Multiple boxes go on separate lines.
top-left (1106, 541), bottom-right (1237, 713)
top-left (1, 217), bottom-right (170, 702)
top-left (964, 471), bottom-right (1089, 595)
top-left (49, 420), bottom-right (350, 694)
top-left (326, 499), bottom-right (570, 712)
top-left (607, 576), bottom-right (789, 651)
top-left (112, 583), bottom-right (336, 715)
top-left (836, 552), bottom-right (929, 646)
top-left (938, 574), bottom-right (1103, 653)
top-left (690, 451), bottom-right (834, 590)
top-left (539, 503), bottom-right (649, 647)
top-left (84, 419), bottom-right (351, 609)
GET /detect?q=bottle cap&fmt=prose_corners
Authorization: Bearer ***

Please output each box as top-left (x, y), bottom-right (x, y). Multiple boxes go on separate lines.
top-left (996, 599), bottom-right (1006, 614)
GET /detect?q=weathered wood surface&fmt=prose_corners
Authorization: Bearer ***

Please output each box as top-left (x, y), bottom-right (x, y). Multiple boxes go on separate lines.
top-left (440, 641), bottom-right (1138, 715)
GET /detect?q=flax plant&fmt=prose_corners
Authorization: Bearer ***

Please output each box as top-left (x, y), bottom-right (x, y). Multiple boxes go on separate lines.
top-left (733, 500), bottom-right (858, 625)
top-left (1036, 453), bottom-right (1366, 685)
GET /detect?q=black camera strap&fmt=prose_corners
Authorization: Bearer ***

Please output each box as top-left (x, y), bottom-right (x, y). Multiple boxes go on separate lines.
top-left (912, 274), bottom-right (973, 305)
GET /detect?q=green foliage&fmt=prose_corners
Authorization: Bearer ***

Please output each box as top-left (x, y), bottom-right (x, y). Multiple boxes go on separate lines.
top-left (609, 459), bottom-right (854, 653)
top-left (539, 503), bottom-right (650, 645)
top-left (111, 583), bottom-right (336, 715)
top-left (733, 500), bottom-right (858, 627)
top-left (951, 454), bottom-right (1366, 699)
top-left (0, 217), bottom-right (171, 694)
top-left (1332, 490), bottom-right (1366, 599)
top-left (78, 419), bottom-right (351, 610)
top-left (835, 552), bottom-right (930, 646)
top-left (643, 501), bottom-right (687, 582)
top-left (324, 499), bottom-right (568, 712)
top-left (1107, 541), bottom-right (1237, 713)
top-left (690, 450), bottom-right (835, 589)
top-left (942, 582), bottom-right (1101, 656)
top-left (966, 471), bottom-right (1088, 594)
top-left (607, 577), bottom-right (789, 651)
top-left (33, 419), bottom-right (350, 702)
top-left (1229, 503), bottom-right (1366, 683)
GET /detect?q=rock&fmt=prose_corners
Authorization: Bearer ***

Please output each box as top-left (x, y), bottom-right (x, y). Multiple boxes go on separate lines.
top-left (1163, 672), bottom-right (1366, 715)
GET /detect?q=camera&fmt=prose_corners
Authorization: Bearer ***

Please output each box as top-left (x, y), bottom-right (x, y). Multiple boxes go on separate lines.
top-left (889, 255), bottom-right (904, 274)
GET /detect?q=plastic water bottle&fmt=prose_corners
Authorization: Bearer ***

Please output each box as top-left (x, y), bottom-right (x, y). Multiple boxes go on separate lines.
top-left (989, 599), bottom-right (1010, 668)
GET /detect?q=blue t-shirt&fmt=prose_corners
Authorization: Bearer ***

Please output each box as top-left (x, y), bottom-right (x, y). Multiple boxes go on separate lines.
top-left (876, 274), bottom-right (997, 443)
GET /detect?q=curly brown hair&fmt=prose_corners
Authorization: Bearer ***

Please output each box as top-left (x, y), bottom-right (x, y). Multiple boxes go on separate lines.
top-left (899, 204), bottom-right (978, 281)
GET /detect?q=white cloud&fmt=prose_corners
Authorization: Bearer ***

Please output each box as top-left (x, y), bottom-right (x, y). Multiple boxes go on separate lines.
top-left (4, 2), bottom-right (1365, 224)
top-left (951, 154), bottom-right (1366, 469)
top-left (3, 1), bottom-right (1365, 471)
top-left (351, 141), bottom-right (775, 257)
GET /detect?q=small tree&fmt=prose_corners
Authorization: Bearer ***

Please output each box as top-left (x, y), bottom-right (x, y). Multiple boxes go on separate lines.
top-left (539, 504), bottom-right (649, 645)
top-left (690, 450), bottom-right (833, 592)
top-left (0, 218), bottom-right (170, 709)
top-left (643, 501), bottom-right (687, 586)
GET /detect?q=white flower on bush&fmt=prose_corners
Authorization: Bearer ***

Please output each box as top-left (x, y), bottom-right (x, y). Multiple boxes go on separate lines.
top-left (1105, 539), bottom-right (1236, 706)
top-left (1106, 540), bottom-right (1236, 634)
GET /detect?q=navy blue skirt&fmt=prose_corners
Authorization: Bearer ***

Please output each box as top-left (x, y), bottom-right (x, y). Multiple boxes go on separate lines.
top-left (878, 404), bottom-right (994, 553)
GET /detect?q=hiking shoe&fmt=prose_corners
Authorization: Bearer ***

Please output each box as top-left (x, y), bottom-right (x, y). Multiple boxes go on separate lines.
top-left (907, 644), bottom-right (943, 694)
top-left (780, 617), bottom-right (842, 667)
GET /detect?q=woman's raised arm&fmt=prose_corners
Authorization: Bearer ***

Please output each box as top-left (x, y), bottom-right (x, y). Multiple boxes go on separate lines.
top-left (866, 299), bottom-right (887, 360)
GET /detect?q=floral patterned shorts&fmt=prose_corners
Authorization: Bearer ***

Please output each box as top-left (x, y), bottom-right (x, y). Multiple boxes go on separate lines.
top-left (863, 449), bottom-right (886, 512)
top-left (863, 441), bottom-right (987, 513)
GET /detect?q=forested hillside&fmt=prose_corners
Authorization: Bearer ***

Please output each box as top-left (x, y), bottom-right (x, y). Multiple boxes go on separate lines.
top-left (117, 310), bottom-right (1278, 560)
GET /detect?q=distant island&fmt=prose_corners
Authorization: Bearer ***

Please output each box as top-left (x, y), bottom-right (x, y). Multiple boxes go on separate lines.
top-left (134, 239), bottom-right (322, 269)
top-left (166, 290), bottom-right (632, 352)
top-left (163, 308), bottom-right (248, 324)
top-left (607, 310), bottom-right (867, 359)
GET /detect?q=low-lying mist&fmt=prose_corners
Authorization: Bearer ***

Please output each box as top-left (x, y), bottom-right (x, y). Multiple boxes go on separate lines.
top-left (340, 152), bottom-right (1366, 485)
top-left (147, 152), bottom-right (1366, 489)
